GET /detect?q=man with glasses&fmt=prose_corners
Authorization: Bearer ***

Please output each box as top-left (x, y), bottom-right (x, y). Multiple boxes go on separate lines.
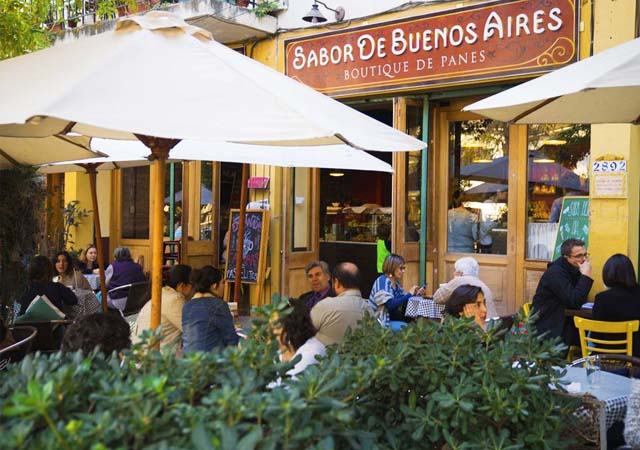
top-left (531, 238), bottom-right (593, 346)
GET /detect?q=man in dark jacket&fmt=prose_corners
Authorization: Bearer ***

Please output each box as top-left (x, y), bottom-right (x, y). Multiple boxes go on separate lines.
top-left (298, 261), bottom-right (333, 310)
top-left (532, 238), bottom-right (593, 344)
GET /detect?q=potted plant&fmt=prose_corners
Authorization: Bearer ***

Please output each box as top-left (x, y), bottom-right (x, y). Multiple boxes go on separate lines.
top-left (236, 0), bottom-right (250, 7)
top-left (254, 0), bottom-right (279, 17)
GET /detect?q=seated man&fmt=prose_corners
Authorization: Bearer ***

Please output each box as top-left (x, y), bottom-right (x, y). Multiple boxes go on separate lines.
top-left (298, 261), bottom-right (333, 310)
top-left (311, 262), bottom-right (369, 346)
top-left (433, 256), bottom-right (498, 319)
top-left (532, 238), bottom-right (592, 344)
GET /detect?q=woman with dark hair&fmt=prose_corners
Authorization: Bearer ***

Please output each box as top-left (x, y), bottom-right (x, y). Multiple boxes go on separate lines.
top-left (181, 266), bottom-right (238, 352)
top-left (369, 253), bottom-right (422, 332)
top-left (105, 246), bottom-right (146, 311)
top-left (444, 284), bottom-right (487, 331)
top-left (278, 302), bottom-right (325, 376)
top-left (592, 254), bottom-right (640, 356)
top-left (17, 255), bottom-right (77, 316)
top-left (77, 244), bottom-right (99, 275)
top-left (62, 312), bottom-right (131, 356)
top-left (55, 251), bottom-right (91, 291)
top-left (133, 264), bottom-right (193, 351)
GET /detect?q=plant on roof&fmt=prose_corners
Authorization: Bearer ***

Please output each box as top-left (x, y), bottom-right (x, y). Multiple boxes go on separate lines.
top-left (254, 0), bottom-right (278, 18)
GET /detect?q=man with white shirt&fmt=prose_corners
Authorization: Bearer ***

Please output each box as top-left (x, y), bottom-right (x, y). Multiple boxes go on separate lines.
top-left (311, 262), bottom-right (369, 346)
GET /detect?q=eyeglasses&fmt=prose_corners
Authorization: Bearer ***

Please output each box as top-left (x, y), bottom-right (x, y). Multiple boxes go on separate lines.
top-left (570, 252), bottom-right (589, 259)
top-left (399, 265), bottom-right (406, 271)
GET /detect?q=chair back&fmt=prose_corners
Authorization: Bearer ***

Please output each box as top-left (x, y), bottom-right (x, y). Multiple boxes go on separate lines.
top-left (0, 326), bottom-right (38, 368)
top-left (12, 320), bottom-right (72, 353)
top-left (522, 302), bottom-right (532, 317)
top-left (123, 281), bottom-right (151, 317)
top-left (573, 317), bottom-right (639, 357)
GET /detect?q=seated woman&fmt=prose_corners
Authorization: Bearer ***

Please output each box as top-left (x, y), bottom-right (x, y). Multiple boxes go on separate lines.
top-left (105, 246), bottom-right (146, 311)
top-left (77, 244), bottom-right (99, 275)
top-left (369, 253), bottom-right (421, 332)
top-left (181, 266), bottom-right (238, 352)
top-left (133, 264), bottom-right (193, 351)
top-left (444, 285), bottom-right (487, 331)
top-left (592, 253), bottom-right (640, 356)
top-left (277, 302), bottom-right (326, 378)
top-left (17, 255), bottom-right (77, 316)
top-left (55, 251), bottom-right (91, 291)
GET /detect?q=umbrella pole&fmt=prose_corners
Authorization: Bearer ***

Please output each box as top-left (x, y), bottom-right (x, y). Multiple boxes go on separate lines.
top-left (82, 164), bottom-right (108, 312)
top-left (136, 136), bottom-right (179, 331)
top-left (234, 163), bottom-right (249, 314)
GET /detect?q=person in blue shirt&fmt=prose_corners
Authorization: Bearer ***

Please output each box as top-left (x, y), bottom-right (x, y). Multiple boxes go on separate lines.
top-left (369, 253), bottom-right (423, 332)
top-left (182, 265), bottom-right (238, 352)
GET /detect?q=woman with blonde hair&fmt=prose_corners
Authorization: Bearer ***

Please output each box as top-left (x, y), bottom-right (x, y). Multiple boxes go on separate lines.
top-left (78, 244), bottom-right (99, 275)
top-left (369, 253), bottom-right (423, 332)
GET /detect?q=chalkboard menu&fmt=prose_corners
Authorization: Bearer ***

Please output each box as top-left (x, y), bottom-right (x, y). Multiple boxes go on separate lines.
top-left (225, 209), bottom-right (268, 284)
top-left (552, 196), bottom-right (590, 260)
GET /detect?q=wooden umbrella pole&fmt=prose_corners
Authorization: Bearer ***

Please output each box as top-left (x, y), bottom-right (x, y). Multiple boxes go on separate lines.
top-left (136, 135), bottom-right (179, 331)
top-left (82, 164), bottom-right (109, 312)
top-left (234, 163), bottom-right (249, 314)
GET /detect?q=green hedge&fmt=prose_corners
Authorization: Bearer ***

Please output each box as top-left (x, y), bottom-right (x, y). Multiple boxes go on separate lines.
top-left (0, 301), bottom-right (578, 449)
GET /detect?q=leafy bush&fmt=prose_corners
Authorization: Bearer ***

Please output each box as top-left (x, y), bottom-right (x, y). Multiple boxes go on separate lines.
top-left (0, 301), bottom-right (577, 450)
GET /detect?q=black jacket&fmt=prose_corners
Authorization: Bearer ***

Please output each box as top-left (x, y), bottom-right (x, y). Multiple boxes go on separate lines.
top-left (18, 281), bottom-right (77, 316)
top-left (532, 257), bottom-right (593, 342)
top-left (592, 285), bottom-right (640, 356)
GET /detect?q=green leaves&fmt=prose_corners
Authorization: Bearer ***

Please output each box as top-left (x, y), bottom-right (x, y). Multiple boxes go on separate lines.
top-left (0, 299), bottom-right (574, 450)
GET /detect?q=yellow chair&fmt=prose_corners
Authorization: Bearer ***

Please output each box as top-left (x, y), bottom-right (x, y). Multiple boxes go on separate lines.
top-left (573, 317), bottom-right (639, 358)
top-left (522, 302), bottom-right (532, 318)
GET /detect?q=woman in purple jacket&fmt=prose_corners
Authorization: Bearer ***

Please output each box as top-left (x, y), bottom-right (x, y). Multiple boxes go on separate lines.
top-left (106, 246), bottom-right (146, 311)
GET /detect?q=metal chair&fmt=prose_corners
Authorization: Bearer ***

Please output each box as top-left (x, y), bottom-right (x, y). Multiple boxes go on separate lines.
top-left (571, 353), bottom-right (640, 379)
top-left (573, 317), bottom-right (639, 357)
top-left (108, 281), bottom-right (151, 317)
top-left (0, 325), bottom-right (38, 368)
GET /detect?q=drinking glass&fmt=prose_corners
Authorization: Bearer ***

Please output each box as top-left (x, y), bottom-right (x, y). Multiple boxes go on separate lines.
top-left (585, 357), bottom-right (600, 389)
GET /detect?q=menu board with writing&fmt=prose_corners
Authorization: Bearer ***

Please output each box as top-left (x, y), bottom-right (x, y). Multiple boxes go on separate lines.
top-left (225, 209), bottom-right (269, 284)
top-left (552, 196), bottom-right (589, 260)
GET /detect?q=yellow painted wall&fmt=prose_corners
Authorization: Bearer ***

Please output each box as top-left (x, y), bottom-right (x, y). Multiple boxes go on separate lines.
top-left (63, 171), bottom-right (112, 253)
top-left (588, 0), bottom-right (639, 295)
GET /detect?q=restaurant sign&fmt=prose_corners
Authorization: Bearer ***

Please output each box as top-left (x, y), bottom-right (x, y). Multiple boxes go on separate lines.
top-left (284, 0), bottom-right (578, 97)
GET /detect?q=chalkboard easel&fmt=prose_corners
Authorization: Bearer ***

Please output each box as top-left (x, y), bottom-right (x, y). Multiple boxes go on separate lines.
top-left (551, 196), bottom-right (590, 260)
top-left (223, 209), bottom-right (269, 304)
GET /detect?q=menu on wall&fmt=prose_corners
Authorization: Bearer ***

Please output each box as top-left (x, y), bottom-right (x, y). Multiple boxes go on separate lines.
top-left (225, 209), bottom-right (267, 284)
top-left (551, 196), bottom-right (589, 260)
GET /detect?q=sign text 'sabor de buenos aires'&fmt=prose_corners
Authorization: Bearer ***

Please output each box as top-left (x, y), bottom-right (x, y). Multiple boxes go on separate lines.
top-left (284, 0), bottom-right (577, 96)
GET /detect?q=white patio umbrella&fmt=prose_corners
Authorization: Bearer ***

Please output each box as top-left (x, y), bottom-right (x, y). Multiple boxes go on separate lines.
top-left (464, 36), bottom-right (640, 124)
top-left (0, 11), bottom-right (423, 328)
top-left (0, 135), bottom-right (104, 169)
top-left (38, 139), bottom-right (393, 313)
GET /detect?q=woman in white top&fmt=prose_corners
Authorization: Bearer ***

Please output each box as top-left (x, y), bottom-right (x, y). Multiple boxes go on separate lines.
top-left (278, 302), bottom-right (326, 377)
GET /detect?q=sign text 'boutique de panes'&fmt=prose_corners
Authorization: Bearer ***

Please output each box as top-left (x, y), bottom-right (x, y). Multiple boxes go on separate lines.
top-left (284, 0), bottom-right (578, 97)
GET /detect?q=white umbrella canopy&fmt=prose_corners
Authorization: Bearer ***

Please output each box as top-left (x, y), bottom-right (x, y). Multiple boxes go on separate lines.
top-left (38, 139), bottom-right (394, 174)
top-left (0, 11), bottom-right (421, 329)
top-left (0, 12), bottom-right (423, 152)
top-left (464, 37), bottom-right (640, 124)
top-left (0, 135), bottom-right (104, 169)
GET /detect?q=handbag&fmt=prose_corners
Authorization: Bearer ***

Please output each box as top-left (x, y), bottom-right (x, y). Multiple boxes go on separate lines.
top-left (61, 272), bottom-right (101, 320)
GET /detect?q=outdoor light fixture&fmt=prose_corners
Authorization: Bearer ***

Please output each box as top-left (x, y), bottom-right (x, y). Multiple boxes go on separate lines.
top-left (303, 0), bottom-right (345, 23)
top-left (329, 171), bottom-right (345, 177)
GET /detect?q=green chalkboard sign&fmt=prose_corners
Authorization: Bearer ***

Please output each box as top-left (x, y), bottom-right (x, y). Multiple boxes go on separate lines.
top-left (552, 196), bottom-right (590, 260)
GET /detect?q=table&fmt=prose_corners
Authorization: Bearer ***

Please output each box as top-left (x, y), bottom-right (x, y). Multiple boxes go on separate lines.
top-left (564, 305), bottom-right (593, 348)
top-left (405, 297), bottom-right (445, 319)
top-left (83, 273), bottom-right (101, 291)
top-left (561, 366), bottom-right (631, 449)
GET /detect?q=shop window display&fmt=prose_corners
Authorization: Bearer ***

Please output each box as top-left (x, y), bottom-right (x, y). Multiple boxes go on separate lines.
top-left (526, 124), bottom-right (590, 260)
top-left (447, 120), bottom-right (509, 255)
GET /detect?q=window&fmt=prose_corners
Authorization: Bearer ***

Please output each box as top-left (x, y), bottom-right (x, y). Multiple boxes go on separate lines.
top-left (164, 163), bottom-right (183, 239)
top-left (199, 162), bottom-right (213, 240)
top-left (292, 167), bottom-right (311, 251)
top-left (121, 166), bottom-right (150, 239)
top-left (405, 102), bottom-right (423, 242)
top-left (447, 120), bottom-right (509, 254)
top-left (526, 124), bottom-right (590, 260)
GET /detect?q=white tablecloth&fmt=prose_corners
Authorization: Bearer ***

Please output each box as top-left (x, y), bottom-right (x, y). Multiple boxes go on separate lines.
top-left (83, 274), bottom-right (100, 291)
